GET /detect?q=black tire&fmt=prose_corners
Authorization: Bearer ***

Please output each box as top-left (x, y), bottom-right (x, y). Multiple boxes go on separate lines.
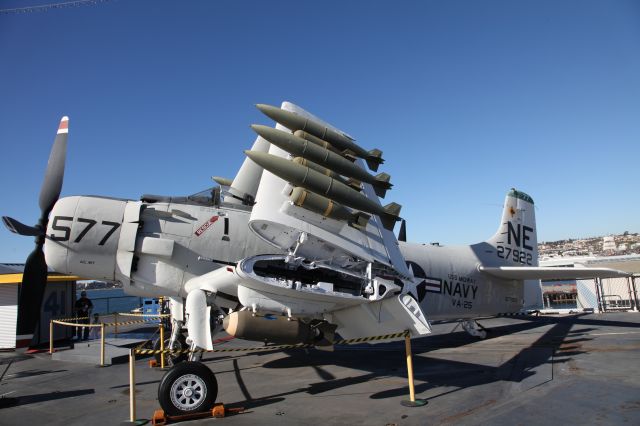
top-left (158, 361), bottom-right (218, 416)
top-left (154, 333), bottom-right (187, 366)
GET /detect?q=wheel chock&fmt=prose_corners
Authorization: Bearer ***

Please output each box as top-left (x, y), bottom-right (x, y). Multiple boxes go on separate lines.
top-left (151, 404), bottom-right (244, 425)
top-left (149, 359), bottom-right (158, 368)
top-left (151, 410), bottom-right (166, 426)
top-left (212, 404), bottom-right (225, 418)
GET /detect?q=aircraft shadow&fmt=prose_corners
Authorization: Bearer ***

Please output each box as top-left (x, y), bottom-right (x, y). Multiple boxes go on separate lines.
top-left (0, 389), bottom-right (95, 409)
top-left (234, 316), bottom-right (589, 405)
top-left (4, 369), bottom-right (68, 379)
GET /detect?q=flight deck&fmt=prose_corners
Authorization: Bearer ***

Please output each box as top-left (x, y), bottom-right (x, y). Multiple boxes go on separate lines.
top-left (0, 313), bottom-right (639, 425)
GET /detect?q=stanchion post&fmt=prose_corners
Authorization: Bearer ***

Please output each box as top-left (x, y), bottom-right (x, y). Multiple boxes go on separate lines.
top-left (114, 312), bottom-right (118, 336)
top-left (405, 333), bottom-right (415, 402)
top-left (160, 323), bottom-right (165, 369)
top-left (129, 349), bottom-right (136, 422)
top-left (401, 331), bottom-right (427, 407)
top-left (49, 320), bottom-right (54, 354)
top-left (100, 323), bottom-right (106, 367)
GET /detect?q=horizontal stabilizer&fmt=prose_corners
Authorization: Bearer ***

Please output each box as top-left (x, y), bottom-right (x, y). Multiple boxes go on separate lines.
top-left (2, 216), bottom-right (41, 236)
top-left (479, 266), bottom-right (630, 280)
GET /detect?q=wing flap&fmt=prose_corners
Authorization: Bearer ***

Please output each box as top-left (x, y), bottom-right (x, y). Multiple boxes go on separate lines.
top-left (479, 266), bottom-right (630, 280)
top-left (330, 294), bottom-right (431, 340)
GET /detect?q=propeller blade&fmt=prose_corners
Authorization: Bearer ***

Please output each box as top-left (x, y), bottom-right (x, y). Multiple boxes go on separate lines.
top-left (398, 219), bottom-right (407, 242)
top-left (39, 116), bottom-right (68, 216)
top-left (2, 216), bottom-right (42, 236)
top-left (14, 116), bottom-right (70, 344)
top-left (16, 247), bottom-right (48, 339)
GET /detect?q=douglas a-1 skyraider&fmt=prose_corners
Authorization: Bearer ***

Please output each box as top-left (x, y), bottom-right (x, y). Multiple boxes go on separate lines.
top-left (4, 102), bottom-right (629, 415)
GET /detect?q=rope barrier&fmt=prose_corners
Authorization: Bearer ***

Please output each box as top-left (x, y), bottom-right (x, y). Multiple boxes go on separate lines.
top-left (126, 329), bottom-right (414, 420)
top-left (134, 330), bottom-right (410, 356)
top-left (52, 318), bottom-right (159, 328)
top-left (116, 313), bottom-right (170, 318)
top-left (104, 319), bottom-right (155, 327)
top-left (52, 316), bottom-right (89, 322)
top-left (52, 320), bottom-right (103, 328)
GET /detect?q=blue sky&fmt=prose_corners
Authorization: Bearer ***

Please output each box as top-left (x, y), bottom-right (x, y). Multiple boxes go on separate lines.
top-left (1, 0), bottom-right (639, 262)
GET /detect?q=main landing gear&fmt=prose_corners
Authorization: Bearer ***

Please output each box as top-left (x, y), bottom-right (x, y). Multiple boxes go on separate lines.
top-left (153, 333), bottom-right (188, 367)
top-left (158, 361), bottom-right (218, 416)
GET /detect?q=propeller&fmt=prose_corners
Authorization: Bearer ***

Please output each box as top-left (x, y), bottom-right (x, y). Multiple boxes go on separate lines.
top-left (398, 219), bottom-right (407, 242)
top-left (3, 117), bottom-right (68, 341)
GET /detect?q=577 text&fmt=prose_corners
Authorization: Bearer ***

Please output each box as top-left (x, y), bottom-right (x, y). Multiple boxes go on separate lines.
top-left (50, 216), bottom-right (120, 246)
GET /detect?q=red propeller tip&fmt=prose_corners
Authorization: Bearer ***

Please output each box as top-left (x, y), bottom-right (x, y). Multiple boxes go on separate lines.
top-left (57, 116), bottom-right (69, 134)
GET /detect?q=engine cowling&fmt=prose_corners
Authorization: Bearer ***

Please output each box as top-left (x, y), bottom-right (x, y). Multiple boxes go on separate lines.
top-left (44, 195), bottom-right (138, 280)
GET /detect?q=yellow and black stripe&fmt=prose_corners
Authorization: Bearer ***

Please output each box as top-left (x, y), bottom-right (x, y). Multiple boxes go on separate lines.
top-left (134, 330), bottom-right (410, 356)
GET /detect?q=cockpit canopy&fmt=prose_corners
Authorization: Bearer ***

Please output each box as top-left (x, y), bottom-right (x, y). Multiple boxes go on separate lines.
top-left (140, 187), bottom-right (221, 207)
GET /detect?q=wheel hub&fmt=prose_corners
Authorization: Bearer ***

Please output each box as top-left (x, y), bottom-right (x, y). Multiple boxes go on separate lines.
top-left (170, 374), bottom-right (207, 411)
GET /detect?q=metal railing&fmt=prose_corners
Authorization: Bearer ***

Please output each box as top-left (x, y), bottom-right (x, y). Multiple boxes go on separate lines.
top-left (49, 313), bottom-right (170, 366)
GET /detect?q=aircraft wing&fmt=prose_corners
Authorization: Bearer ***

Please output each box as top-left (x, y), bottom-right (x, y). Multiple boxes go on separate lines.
top-left (245, 101), bottom-right (410, 278)
top-left (479, 266), bottom-right (630, 280)
top-left (222, 102), bottom-right (432, 341)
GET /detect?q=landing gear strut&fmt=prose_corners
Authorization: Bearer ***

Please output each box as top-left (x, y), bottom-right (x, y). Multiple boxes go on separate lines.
top-left (153, 332), bottom-right (188, 366)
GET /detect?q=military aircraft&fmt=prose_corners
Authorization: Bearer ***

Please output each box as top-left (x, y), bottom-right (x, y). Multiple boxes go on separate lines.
top-left (3, 102), bottom-right (629, 416)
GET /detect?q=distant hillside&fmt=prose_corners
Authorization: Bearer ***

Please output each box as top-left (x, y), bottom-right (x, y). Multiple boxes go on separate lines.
top-left (539, 231), bottom-right (640, 258)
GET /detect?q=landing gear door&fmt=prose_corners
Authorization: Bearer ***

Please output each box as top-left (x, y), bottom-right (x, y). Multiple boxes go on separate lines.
top-left (330, 294), bottom-right (431, 341)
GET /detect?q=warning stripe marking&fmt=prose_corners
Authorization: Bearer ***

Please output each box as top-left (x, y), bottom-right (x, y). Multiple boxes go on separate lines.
top-left (52, 316), bottom-right (89, 322)
top-left (133, 330), bottom-right (410, 355)
top-left (116, 313), bottom-right (170, 318)
top-left (52, 319), bottom-right (164, 327)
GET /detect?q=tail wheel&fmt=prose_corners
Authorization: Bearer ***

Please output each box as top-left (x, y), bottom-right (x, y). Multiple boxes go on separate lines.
top-left (158, 361), bottom-right (218, 416)
top-left (154, 333), bottom-right (187, 366)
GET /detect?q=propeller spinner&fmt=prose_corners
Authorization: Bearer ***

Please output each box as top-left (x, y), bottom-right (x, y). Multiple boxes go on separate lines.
top-left (3, 116), bottom-right (68, 342)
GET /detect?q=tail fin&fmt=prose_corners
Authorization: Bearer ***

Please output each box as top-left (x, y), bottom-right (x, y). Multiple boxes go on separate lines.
top-left (372, 172), bottom-right (392, 198)
top-left (398, 219), bottom-right (407, 242)
top-left (351, 211), bottom-right (371, 230)
top-left (366, 149), bottom-right (384, 171)
top-left (380, 202), bottom-right (402, 231)
top-left (486, 189), bottom-right (538, 266)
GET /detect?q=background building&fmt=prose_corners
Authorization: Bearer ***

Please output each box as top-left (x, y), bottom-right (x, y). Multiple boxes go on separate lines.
top-left (0, 263), bottom-right (79, 349)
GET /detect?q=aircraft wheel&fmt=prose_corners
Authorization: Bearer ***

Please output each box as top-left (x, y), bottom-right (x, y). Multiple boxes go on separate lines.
top-left (158, 361), bottom-right (218, 416)
top-left (154, 333), bottom-right (187, 366)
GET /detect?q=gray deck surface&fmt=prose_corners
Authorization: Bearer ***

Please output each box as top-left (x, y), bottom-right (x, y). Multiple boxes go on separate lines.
top-left (0, 313), bottom-right (639, 425)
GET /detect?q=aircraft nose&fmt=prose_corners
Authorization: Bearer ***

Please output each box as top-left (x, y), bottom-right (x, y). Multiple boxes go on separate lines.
top-left (44, 196), bottom-right (80, 274)
top-left (45, 195), bottom-right (128, 279)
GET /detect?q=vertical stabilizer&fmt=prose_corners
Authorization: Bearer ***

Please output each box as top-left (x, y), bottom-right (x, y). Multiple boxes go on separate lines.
top-left (486, 189), bottom-right (538, 266)
top-left (224, 135), bottom-right (270, 204)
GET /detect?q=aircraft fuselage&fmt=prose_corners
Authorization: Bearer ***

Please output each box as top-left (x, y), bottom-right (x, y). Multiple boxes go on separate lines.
top-left (44, 194), bottom-right (524, 322)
